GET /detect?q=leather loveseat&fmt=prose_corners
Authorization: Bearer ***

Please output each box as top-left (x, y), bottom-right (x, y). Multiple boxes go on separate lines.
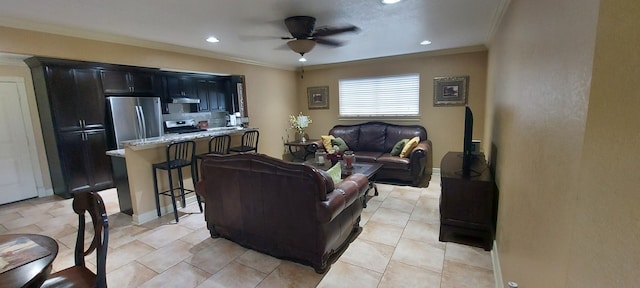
top-left (311, 122), bottom-right (433, 187)
top-left (195, 153), bottom-right (370, 273)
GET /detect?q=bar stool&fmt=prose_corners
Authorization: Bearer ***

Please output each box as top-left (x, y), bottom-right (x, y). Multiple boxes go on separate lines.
top-left (229, 130), bottom-right (259, 153)
top-left (193, 134), bottom-right (231, 183)
top-left (152, 140), bottom-right (202, 223)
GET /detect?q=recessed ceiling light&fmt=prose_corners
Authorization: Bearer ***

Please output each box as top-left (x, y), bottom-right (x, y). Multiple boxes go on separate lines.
top-left (382, 0), bottom-right (402, 4)
top-left (420, 40), bottom-right (432, 45)
top-left (206, 36), bottom-right (219, 43)
top-left (299, 57), bottom-right (307, 62)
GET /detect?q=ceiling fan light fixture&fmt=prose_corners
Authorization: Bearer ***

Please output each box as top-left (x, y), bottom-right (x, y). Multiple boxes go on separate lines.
top-left (420, 40), bottom-right (432, 45)
top-left (299, 57), bottom-right (307, 62)
top-left (287, 39), bottom-right (316, 56)
top-left (382, 0), bottom-right (402, 4)
top-left (206, 36), bottom-right (219, 43)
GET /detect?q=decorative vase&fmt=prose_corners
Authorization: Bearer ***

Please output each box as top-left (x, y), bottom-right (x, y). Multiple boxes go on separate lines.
top-left (300, 133), bottom-right (306, 143)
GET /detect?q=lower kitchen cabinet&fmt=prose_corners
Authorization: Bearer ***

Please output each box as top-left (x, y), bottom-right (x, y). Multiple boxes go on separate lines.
top-left (57, 130), bottom-right (113, 196)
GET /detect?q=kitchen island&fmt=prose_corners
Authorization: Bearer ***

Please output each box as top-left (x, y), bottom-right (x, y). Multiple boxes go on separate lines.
top-left (107, 126), bottom-right (252, 224)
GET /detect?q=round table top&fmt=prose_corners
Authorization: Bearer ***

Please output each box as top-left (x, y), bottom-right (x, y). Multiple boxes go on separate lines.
top-left (0, 234), bottom-right (59, 288)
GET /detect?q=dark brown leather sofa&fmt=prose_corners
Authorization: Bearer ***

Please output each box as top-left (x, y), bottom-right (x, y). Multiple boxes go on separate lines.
top-left (311, 122), bottom-right (433, 187)
top-left (195, 153), bottom-right (370, 273)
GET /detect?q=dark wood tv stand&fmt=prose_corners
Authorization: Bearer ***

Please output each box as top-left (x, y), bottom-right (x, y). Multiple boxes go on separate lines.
top-left (439, 151), bottom-right (496, 250)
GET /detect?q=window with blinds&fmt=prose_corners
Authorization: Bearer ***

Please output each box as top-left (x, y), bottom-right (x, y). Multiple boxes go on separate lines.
top-left (339, 73), bottom-right (420, 117)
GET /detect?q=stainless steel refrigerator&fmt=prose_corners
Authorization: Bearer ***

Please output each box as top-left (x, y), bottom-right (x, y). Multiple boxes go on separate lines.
top-left (106, 96), bottom-right (163, 149)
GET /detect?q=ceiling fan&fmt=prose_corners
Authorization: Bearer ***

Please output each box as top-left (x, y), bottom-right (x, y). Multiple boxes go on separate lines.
top-left (281, 16), bottom-right (359, 56)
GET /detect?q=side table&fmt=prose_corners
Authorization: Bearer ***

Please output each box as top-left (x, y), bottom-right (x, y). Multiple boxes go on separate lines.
top-left (284, 140), bottom-right (318, 161)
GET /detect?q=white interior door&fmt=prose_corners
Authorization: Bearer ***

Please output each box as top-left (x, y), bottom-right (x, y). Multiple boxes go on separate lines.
top-left (0, 80), bottom-right (38, 204)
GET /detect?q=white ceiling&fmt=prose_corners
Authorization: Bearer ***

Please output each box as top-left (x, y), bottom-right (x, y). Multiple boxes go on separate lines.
top-left (0, 0), bottom-right (505, 69)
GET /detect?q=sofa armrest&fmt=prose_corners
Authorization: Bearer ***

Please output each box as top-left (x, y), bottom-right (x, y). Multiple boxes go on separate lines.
top-left (408, 139), bottom-right (433, 183)
top-left (316, 174), bottom-right (369, 223)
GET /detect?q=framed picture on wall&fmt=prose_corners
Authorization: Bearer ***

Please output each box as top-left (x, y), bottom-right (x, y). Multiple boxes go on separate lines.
top-left (307, 86), bottom-right (329, 109)
top-left (433, 76), bottom-right (469, 106)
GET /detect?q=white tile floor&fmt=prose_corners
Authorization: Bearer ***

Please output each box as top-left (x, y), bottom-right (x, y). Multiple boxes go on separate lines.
top-left (0, 175), bottom-right (495, 287)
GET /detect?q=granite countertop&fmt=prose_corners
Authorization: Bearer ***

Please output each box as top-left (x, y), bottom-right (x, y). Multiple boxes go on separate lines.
top-left (106, 149), bottom-right (125, 158)
top-left (118, 126), bottom-right (253, 151)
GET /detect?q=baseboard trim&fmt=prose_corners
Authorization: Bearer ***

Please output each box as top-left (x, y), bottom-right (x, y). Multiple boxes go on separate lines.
top-left (492, 240), bottom-right (503, 288)
top-left (432, 168), bottom-right (441, 175)
top-left (131, 195), bottom-right (199, 225)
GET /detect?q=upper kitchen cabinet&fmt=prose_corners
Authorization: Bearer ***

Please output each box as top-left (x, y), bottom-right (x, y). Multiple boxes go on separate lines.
top-left (196, 78), bottom-right (229, 112)
top-left (44, 66), bottom-right (105, 131)
top-left (165, 74), bottom-right (198, 99)
top-left (100, 69), bottom-right (155, 95)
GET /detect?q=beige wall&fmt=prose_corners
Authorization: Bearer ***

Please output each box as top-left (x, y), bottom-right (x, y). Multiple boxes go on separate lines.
top-left (0, 26), bottom-right (298, 191)
top-left (566, 0), bottom-right (640, 287)
top-left (487, 0), bottom-right (640, 286)
top-left (296, 50), bottom-right (488, 166)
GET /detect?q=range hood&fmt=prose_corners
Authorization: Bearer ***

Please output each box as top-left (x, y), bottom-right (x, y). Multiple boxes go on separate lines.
top-left (170, 97), bottom-right (200, 104)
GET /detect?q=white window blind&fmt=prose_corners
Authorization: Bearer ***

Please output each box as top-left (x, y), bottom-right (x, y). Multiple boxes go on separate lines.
top-left (339, 73), bottom-right (420, 117)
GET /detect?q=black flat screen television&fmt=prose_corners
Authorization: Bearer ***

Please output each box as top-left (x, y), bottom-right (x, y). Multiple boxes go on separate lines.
top-left (462, 105), bottom-right (474, 176)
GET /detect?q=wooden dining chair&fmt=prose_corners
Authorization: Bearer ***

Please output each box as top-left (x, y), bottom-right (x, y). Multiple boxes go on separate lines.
top-left (42, 191), bottom-right (109, 288)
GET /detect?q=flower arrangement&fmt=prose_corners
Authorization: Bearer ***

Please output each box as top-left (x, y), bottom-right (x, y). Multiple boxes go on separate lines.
top-left (289, 112), bottom-right (312, 136)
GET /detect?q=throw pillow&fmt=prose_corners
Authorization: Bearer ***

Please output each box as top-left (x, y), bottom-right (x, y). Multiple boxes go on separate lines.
top-left (326, 163), bottom-right (342, 184)
top-left (321, 135), bottom-right (335, 151)
top-left (331, 137), bottom-right (349, 152)
top-left (399, 136), bottom-right (420, 158)
top-left (390, 139), bottom-right (409, 156)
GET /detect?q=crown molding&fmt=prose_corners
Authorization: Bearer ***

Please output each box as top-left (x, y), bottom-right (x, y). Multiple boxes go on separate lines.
top-left (0, 17), bottom-right (294, 71)
top-left (303, 45), bottom-right (488, 71)
top-left (486, 0), bottom-right (512, 46)
top-left (0, 52), bottom-right (30, 66)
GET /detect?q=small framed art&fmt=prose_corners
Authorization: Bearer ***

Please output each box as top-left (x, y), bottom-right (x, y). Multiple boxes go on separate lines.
top-left (307, 86), bottom-right (329, 109)
top-left (433, 76), bottom-right (469, 106)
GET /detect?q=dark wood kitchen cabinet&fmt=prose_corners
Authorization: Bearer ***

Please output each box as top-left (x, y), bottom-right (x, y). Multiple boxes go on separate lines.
top-left (100, 69), bottom-right (155, 95)
top-left (439, 152), bottom-right (496, 251)
top-left (165, 74), bottom-right (198, 99)
top-left (196, 79), bottom-right (228, 112)
top-left (57, 130), bottom-right (113, 194)
top-left (25, 57), bottom-right (114, 198)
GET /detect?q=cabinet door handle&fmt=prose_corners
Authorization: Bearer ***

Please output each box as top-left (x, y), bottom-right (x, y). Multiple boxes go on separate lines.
top-left (78, 119), bottom-right (83, 128)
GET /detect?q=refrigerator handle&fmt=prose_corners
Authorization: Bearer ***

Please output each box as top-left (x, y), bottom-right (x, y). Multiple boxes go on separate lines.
top-left (139, 105), bottom-right (148, 139)
top-left (135, 106), bottom-right (143, 139)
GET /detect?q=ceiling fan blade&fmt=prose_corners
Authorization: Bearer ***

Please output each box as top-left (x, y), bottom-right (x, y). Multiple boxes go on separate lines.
top-left (314, 38), bottom-right (343, 47)
top-left (280, 36), bottom-right (294, 40)
top-left (312, 25), bottom-right (360, 37)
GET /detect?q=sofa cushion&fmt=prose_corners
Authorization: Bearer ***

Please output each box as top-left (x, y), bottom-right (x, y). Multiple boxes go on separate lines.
top-left (353, 151), bottom-right (383, 163)
top-left (390, 139), bottom-right (409, 156)
top-left (329, 126), bottom-right (360, 150)
top-left (400, 136), bottom-right (420, 158)
top-left (358, 124), bottom-right (387, 152)
top-left (321, 135), bottom-right (335, 151)
top-left (331, 137), bottom-right (349, 152)
top-left (385, 125), bottom-right (426, 152)
top-left (326, 163), bottom-right (342, 184)
top-left (377, 153), bottom-right (411, 169)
